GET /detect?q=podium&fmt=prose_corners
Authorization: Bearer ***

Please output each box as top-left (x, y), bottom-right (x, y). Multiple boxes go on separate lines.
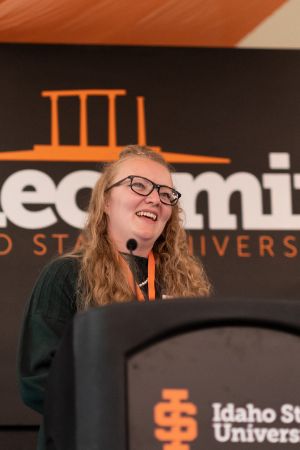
top-left (44, 298), bottom-right (300, 450)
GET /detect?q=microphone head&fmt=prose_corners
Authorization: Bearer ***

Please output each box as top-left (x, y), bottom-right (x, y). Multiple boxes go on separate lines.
top-left (126, 238), bottom-right (138, 252)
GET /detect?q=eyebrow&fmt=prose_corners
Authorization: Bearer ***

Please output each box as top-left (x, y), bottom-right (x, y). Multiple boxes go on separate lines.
top-left (126, 175), bottom-right (174, 189)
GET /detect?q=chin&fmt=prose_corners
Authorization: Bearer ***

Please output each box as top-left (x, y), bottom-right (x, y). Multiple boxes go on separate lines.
top-left (133, 226), bottom-right (163, 244)
top-left (135, 233), bottom-right (157, 245)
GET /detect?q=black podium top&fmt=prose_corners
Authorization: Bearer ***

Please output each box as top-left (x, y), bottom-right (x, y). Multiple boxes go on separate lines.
top-left (44, 298), bottom-right (300, 450)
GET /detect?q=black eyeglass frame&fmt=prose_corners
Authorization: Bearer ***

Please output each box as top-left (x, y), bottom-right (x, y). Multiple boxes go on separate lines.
top-left (105, 175), bottom-right (181, 206)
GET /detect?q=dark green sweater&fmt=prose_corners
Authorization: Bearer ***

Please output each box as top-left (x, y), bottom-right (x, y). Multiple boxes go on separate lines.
top-left (18, 258), bottom-right (78, 449)
top-left (18, 255), bottom-right (154, 449)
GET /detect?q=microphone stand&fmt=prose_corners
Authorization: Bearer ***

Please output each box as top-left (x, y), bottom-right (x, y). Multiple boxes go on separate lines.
top-left (126, 239), bottom-right (139, 302)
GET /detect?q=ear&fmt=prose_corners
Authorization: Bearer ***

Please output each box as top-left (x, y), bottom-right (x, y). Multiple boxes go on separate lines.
top-left (104, 199), bottom-right (109, 214)
top-left (104, 194), bottom-right (111, 214)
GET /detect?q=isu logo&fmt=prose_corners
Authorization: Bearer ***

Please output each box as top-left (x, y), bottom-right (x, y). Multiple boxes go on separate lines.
top-left (154, 389), bottom-right (198, 449)
top-left (0, 88), bottom-right (229, 164)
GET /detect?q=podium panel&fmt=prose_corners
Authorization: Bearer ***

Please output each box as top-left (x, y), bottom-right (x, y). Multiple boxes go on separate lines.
top-left (44, 298), bottom-right (300, 450)
top-left (128, 326), bottom-right (300, 449)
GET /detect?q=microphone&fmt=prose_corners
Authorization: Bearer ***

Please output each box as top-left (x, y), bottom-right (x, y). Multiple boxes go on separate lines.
top-left (126, 238), bottom-right (137, 253)
top-left (126, 239), bottom-right (139, 301)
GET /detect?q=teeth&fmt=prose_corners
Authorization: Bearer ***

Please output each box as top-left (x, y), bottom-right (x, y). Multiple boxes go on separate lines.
top-left (136, 211), bottom-right (157, 221)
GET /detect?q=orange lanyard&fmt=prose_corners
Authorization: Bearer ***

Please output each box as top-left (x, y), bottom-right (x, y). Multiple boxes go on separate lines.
top-left (119, 251), bottom-right (156, 301)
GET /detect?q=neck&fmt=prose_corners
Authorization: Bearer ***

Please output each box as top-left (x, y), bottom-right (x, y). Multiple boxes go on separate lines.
top-left (128, 241), bottom-right (152, 257)
top-left (133, 247), bottom-right (151, 257)
top-left (115, 238), bottom-right (153, 257)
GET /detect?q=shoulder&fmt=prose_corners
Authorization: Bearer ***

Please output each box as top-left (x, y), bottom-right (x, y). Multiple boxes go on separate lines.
top-left (27, 256), bottom-right (80, 319)
top-left (35, 257), bottom-right (79, 296)
top-left (38, 256), bottom-right (79, 282)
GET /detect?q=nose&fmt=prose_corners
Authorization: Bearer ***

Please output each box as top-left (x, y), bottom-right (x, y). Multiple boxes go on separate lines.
top-left (145, 188), bottom-right (160, 205)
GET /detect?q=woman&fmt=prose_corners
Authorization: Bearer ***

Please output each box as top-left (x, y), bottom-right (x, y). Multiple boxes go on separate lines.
top-left (18, 144), bottom-right (211, 449)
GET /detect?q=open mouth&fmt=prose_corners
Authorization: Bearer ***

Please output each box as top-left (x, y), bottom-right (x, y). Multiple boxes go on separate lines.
top-left (136, 211), bottom-right (157, 221)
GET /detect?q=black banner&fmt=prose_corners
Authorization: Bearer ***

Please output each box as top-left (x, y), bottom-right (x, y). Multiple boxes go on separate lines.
top-left (0, 43), bottom-right (300, 423)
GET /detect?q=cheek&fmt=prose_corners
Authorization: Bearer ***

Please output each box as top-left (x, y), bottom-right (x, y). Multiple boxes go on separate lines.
top-left (106, 193), bottom-right (129, 217)
top-left (161, 208), bottom-right (172, 225)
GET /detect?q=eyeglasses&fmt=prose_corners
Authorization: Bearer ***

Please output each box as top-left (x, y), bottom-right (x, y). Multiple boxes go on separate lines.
top-left (105, 175), bottom-right (181, 206)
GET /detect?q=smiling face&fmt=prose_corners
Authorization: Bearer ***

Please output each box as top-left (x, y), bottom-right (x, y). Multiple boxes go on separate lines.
top-left (105, 157), bottom-right (173, 256)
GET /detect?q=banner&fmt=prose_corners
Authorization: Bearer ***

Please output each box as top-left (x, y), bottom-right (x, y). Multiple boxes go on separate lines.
top-left (0, 43), bottom-right (300, 422)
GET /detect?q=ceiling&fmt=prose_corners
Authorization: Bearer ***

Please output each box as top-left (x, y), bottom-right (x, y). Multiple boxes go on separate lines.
top-left (0, 0), bottom-right (299, 48)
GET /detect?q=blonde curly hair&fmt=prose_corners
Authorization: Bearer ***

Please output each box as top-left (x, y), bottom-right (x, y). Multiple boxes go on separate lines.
top-left (73, 145), bottom-right (211, 309)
